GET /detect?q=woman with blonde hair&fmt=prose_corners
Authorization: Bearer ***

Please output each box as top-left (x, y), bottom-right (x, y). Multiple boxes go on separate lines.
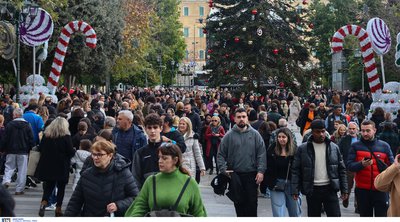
top-left (204, 115), bottom-right (225, 175)
top-left (330, 124), bottom-right (347, 144)
top-left (38, 106), bottom-right (49, 123)
top-left (35, 117), bottom-right (75, 217)
top-left (178, 117), bottom-right (206, 182)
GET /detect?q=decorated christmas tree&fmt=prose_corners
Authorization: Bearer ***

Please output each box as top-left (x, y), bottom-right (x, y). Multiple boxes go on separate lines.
top-left (205, 0), bottom-right (310, 91)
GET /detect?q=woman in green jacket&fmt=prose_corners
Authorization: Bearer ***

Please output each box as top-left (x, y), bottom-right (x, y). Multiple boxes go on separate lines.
top-left (125, 143), bottom-right (207, 217)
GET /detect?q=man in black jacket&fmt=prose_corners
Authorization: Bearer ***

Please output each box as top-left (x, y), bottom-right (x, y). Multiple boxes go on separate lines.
top-left (0, 108), bottom-right (34, 195)
top-left (291, 119), bottom-right (348, 217)
top-left (160, 113), bottom-right (186, 153)
top-left (183, 103), bottom-right (202, 136)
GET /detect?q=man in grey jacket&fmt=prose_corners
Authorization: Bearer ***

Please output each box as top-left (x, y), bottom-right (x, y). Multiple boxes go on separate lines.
top-left (217, 107), bottom-right (266, 217)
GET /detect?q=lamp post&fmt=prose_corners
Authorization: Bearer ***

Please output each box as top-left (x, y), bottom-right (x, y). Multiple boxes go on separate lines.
top-left (354, 49), bottom-right (364, 92)
top-left (0, 0), bottom-right (39, 103)
top-left (170, 60), bottom-right (175, 87)
top-left (156, 54), bottom-right (163, 86)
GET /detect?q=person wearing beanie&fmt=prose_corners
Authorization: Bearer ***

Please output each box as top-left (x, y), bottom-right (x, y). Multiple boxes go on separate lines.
top-left (291, 119), bottom-right (348, 216)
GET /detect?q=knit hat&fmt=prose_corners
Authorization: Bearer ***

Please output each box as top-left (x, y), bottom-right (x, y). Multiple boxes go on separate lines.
top-left (310, 119), bottom-right (325, 130)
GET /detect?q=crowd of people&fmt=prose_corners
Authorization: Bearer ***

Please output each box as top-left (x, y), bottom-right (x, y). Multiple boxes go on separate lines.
top-left (0, 85), bottom-right (399, 217)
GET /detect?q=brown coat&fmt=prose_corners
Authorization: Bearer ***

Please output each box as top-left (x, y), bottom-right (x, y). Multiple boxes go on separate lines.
top-left (374, 163), bottom-right (400, 217)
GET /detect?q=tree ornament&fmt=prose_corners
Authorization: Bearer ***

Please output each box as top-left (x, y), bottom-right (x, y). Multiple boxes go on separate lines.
top-left (225, 53), bottom-right (229, 58)
top-left (257, 27), bottom-right (263, 36)
top-left (251, 9), bottom-right (258, 15)
top-left (384, 100), bottom-right (389, 104)
top-left (302, 0), bottom-right (308, 5)
top-left (219, 22), bottom-right (223, 26)
top-left (369, 109), bottom-right (373, 113)
top-left (223, 40), bottom-right (227, 48)
top-left (273, 49), bottom-right (279, 55)
top-left (396, 90), bottom-right (399, 94)
top-left (309, 23), bottom-right (314, 29)
top-left (242, 27), bottom-right (247, 32)
top-left (248, 40), bottom-right (253, 45)
top-left (393, 111), bottom-right (398, 115)
top-left (234, 37), bottom-right (240, 43)
top-left (238, 62), bottom-right (244, 69)
top-left (202, 28), bottom-right (208, 34)
top-left (390, 99), bottom-right (395, 104)
top-left (285, 17), bottom-right (290, 22)
top-left (224, 69), bottom-right (229, 74)
top-left (207, 49), bottom-right (213, 54)
top-left (251, 64), bottom-right (256, 68)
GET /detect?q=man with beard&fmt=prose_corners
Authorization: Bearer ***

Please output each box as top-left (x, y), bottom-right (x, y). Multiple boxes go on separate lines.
top-left (217, 108), bottom-right (266, 217)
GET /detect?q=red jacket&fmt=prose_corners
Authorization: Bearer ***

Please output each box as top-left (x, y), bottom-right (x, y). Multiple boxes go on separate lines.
top-left (204, 125), bottom-right (225, 157)
top-left (347, 138), bottom-right (394, 190)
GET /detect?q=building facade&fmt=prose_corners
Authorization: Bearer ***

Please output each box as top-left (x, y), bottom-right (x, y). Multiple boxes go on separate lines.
top-left (178, 0), bottom-right (210, 87)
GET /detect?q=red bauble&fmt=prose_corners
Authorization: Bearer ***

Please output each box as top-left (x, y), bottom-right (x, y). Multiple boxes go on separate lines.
top-left (224, 69), bottom-right (229, 74)
top-left (251, 9), bottom-right (258, 15)
top-left (234, 37), bottom-right (240, 43)
top-left (273, 49), bottom-right (279, 55)
top-left (279, 82), bottom-right (285, 88)
top-left (309, 23), bottom-right (314, 29)
top-left (209, 2), bottom-right (213, 7)
top-left (225, 53), bottom-right (229, 58)
top-left (207, 49), bottom-right (213, 54)
top-left (302, 0), bottom-right (308, 4)
top-left (390, 99), bottom-right (395, 104)
top-left (202, 28), bottom-right (208, 34)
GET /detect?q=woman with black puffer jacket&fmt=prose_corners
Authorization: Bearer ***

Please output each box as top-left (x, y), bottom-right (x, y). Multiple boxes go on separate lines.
top-left (64, 141), bottom-right (139, 217)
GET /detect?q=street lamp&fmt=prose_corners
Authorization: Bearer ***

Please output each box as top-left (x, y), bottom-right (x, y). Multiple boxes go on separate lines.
top-left (0, 0), bottom-right (39, 103)
top-left (354, 49), bottom-right (365, 92)
top-left (170, 60), bottom-right (175, 87)
top-left (156, 54), bottom-right (163, 86)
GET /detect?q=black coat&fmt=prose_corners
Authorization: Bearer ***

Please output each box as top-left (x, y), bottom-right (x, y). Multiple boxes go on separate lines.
top-left (0, 119), bottom-right (34, 154)
top-left (65, 155), bottom-right (139, 217)
top-left (290, 136), bottom-right (348, 196)
top-left (35, 135), bottom-right (75, 182)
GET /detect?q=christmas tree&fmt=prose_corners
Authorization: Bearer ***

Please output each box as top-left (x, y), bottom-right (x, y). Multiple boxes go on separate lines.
top-left (205, 0), bottom-right (310, 92)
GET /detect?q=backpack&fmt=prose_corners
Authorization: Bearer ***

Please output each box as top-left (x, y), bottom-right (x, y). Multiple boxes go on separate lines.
top-left (145, 175), bottom-right (192, 217)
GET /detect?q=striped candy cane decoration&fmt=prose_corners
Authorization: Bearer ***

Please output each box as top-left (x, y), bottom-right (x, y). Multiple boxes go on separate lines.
top-left (47, 21), bottom-right (97, 94)
top-left (331, 25), bottom-right (382, 94)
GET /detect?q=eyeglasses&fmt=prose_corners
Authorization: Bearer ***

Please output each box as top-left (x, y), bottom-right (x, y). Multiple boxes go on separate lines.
top-left (211, 120), bottom-right (218, 122)
top-left (91, 153), bottom-right (107, 158)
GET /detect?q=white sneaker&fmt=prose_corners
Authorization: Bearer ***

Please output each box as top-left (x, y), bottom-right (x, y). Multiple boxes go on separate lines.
top-left (45, 204), bottom-right (56, 211)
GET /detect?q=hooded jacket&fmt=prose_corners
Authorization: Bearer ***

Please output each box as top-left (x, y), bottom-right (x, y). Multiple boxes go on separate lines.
top-left (217, 124), bottom-right (266, 174)
top-left (0, 118), bottom-right (34, 154)
top-left (65, 154), bottom-right (139, 217)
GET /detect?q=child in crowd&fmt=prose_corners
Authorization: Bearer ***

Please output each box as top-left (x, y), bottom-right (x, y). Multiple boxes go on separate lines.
top-left (71, 139), bottom-right (92, 190)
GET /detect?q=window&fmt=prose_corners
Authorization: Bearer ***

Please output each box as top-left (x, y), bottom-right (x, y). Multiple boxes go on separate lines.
top-left (198, 28), bottom-right (204, 38)
top-left (185, 50), bottom-right (189, 59)
top-left (183, 27), bottom-right (189, 37)
top-left (199, 50), bottom-right (205, 59)
top-left (199, 6), bottom-right (204, 17)
top-left (183, 7), bottom-right (189, 16)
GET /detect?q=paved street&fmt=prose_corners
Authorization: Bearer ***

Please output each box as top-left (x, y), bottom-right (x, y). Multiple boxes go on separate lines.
top-left (4, 124), bottom-right (359, 217)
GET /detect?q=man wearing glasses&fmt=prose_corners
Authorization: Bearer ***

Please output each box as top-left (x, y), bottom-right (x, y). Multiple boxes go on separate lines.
top-left (217, 107), bottom-right (266, 217)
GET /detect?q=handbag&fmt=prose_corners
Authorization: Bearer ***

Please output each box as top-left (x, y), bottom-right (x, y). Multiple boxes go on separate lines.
top-left (27, 146), bottom-right (40, 176)
top-left (273, 162), bottom-right (290, 192)
top-left (145, 175), bottom-right (192, 217)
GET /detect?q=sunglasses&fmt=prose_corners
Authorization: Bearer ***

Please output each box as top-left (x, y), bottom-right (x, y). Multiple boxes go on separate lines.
top-left (211, 120), bottom-right (218, 122)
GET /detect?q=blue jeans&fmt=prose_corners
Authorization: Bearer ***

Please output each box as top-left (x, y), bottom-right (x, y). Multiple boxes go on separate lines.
top-left (270, 179), bottom-right (301, 217)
